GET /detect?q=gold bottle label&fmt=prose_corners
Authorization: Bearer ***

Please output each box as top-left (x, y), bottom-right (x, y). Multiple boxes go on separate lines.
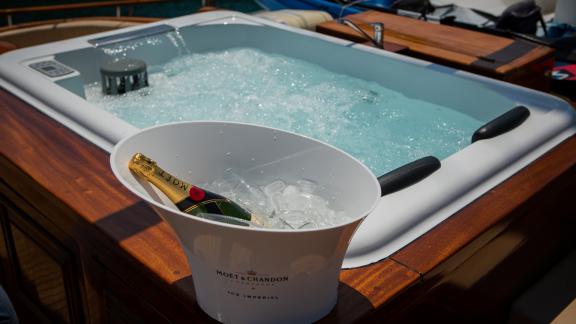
top-left (128, 153), bottom-right (190, 203)
top-left (128, 153), bottom-right (254, 222)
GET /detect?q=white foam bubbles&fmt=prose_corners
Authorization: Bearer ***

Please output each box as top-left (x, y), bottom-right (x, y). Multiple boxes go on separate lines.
top-left (85, 47), bottom-right (482, 175)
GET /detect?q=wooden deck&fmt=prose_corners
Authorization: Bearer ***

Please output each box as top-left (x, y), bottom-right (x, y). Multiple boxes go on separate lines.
top-left (317, 11), bottom-right (555, 91)
top-left (0, 10), bottom-right (574, 320)
top-left (1, 82), bottom-right (575, 322)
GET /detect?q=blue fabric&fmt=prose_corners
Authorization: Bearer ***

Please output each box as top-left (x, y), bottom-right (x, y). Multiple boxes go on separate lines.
top-left (547, 22), bottom-right (576, 39)
top-left (255, 0), bottom-right (364, 18)
top-left (0, 286), bottom-right (17, 324)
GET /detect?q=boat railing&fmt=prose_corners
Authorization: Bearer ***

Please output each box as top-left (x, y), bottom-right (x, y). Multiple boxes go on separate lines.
top-left (0, 0), bottom-right (174, 27)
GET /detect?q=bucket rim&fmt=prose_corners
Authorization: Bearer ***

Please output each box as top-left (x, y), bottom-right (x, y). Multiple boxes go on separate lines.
top-left (110, 120), bottom-right (382, 233)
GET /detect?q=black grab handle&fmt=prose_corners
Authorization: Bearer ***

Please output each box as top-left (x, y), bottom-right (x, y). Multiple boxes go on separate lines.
top-left (471, 106), bottom-right (530, 143)
top-left (378, 156), bottom-right (441, 196)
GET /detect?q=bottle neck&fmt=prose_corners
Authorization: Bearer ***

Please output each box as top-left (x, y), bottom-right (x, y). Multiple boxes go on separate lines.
top-left (140, 165), bottom-right (191, 203)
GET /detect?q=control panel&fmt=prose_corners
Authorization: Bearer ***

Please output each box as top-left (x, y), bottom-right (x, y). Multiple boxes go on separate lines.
top-left (29, 61), bottom-right (75, 78)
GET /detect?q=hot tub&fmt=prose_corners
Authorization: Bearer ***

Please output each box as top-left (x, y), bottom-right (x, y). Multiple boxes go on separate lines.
top-left (0, 11), bottom-right (574, 268)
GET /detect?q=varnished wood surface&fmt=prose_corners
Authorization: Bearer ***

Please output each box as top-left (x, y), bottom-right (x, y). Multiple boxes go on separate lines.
top-left (0, 0), bottom-right (170, 16)
top-left (358, 40), bottom-right (410, 54)
top-left (392, 137), bottom-right (576, 276)
top-left (316, 11), bottom-right (554, 77)
top-left (1, 84), bottom-right (575, 322)
top-left (0, 16), bottom-right (162, 33)
top-left (388, 137), bottom-right (576, 322)
top-left (0, 89), bottom-right (421, 322)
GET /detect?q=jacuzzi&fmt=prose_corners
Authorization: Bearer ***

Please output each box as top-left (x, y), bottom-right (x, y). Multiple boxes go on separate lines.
top-left (0, 11), bottom-right (574, 268)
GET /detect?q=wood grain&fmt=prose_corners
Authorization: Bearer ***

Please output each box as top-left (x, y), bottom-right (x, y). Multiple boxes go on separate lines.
top-left (0, 90), bottom-right (199, 319)
top-left (1, 83), bottom-right (575, 322)
top-left (0, 89), bottom-right (421, 321)
top-left (0, 0), bottom-right (170, 16)
top-left (316, 11), bottom-right (554, 78)
top-left (330, 260), bottom-right (419, 322)
top-left (0, 16), bottom-right (162, 33)
top-left (391, 136), bottom-right (576, 276)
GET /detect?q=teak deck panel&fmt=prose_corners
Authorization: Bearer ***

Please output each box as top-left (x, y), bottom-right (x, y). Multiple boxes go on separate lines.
top-left (316, 11), bottom-right (555, 90)
top-left (392, 135), bottom-right (576, 275)
top-left (0, 89), bottom-right (420, 322)
top-left (0, 0), bottom-right (170, 16)
top-left (1, 86), bottom-right (575, 322)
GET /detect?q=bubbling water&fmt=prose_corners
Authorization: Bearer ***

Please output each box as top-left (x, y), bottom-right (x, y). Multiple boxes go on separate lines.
top-left (86, 47), bottom-right (482, 175)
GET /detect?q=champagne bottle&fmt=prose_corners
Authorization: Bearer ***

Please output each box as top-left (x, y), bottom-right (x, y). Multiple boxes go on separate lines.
top-left (128, 153), bottom-right (261, 225)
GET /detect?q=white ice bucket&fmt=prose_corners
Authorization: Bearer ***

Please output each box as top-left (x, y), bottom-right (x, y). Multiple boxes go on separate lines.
top-left (110, 121), bottom-right (381, 323)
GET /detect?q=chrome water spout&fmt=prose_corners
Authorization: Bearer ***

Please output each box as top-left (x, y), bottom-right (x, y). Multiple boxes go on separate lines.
top-left (372, 22), bottom-right (384, 49)
top-left (339, 18), bottom-right (384, 49)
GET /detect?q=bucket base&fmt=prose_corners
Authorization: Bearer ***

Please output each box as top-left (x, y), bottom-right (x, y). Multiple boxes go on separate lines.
top-left (197, 293), bottom-right (337, 324)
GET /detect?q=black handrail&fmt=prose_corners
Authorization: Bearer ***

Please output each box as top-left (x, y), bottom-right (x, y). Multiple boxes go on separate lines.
top-left (471, 106), bottom-right (530, 143)
top-left (378, 156), bottom-right (441, 196)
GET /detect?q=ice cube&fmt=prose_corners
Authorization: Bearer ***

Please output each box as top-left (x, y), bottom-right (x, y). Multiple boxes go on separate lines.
top-left (307, 194), bottom-right (328, 210)
top-left (278, 210), bottom-right (317, 230)
top-left (316, 209), bottom-right (336, 227)
top-left (296, 179), bottom-right (318, 194)
top-left (235, 181), bottom-right (271, 215)
top-left (203, 174), bottom-right (345, 230)
top-left (205, 177), bottom-right (236, 193)
top-left (263, 180), bottom-right (286, 196)
top-left (268, 192), bottom-right (284, 214)
top-left (279, 185), bottom-right (311, 211)
top-left (283, 184), bottom-right (300, 196)
top-left (219, 170), bottom-right (244, 189)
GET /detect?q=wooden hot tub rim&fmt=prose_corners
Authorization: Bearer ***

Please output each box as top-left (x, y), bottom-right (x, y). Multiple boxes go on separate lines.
top-left (0, 88), bottom-right (575, 322)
